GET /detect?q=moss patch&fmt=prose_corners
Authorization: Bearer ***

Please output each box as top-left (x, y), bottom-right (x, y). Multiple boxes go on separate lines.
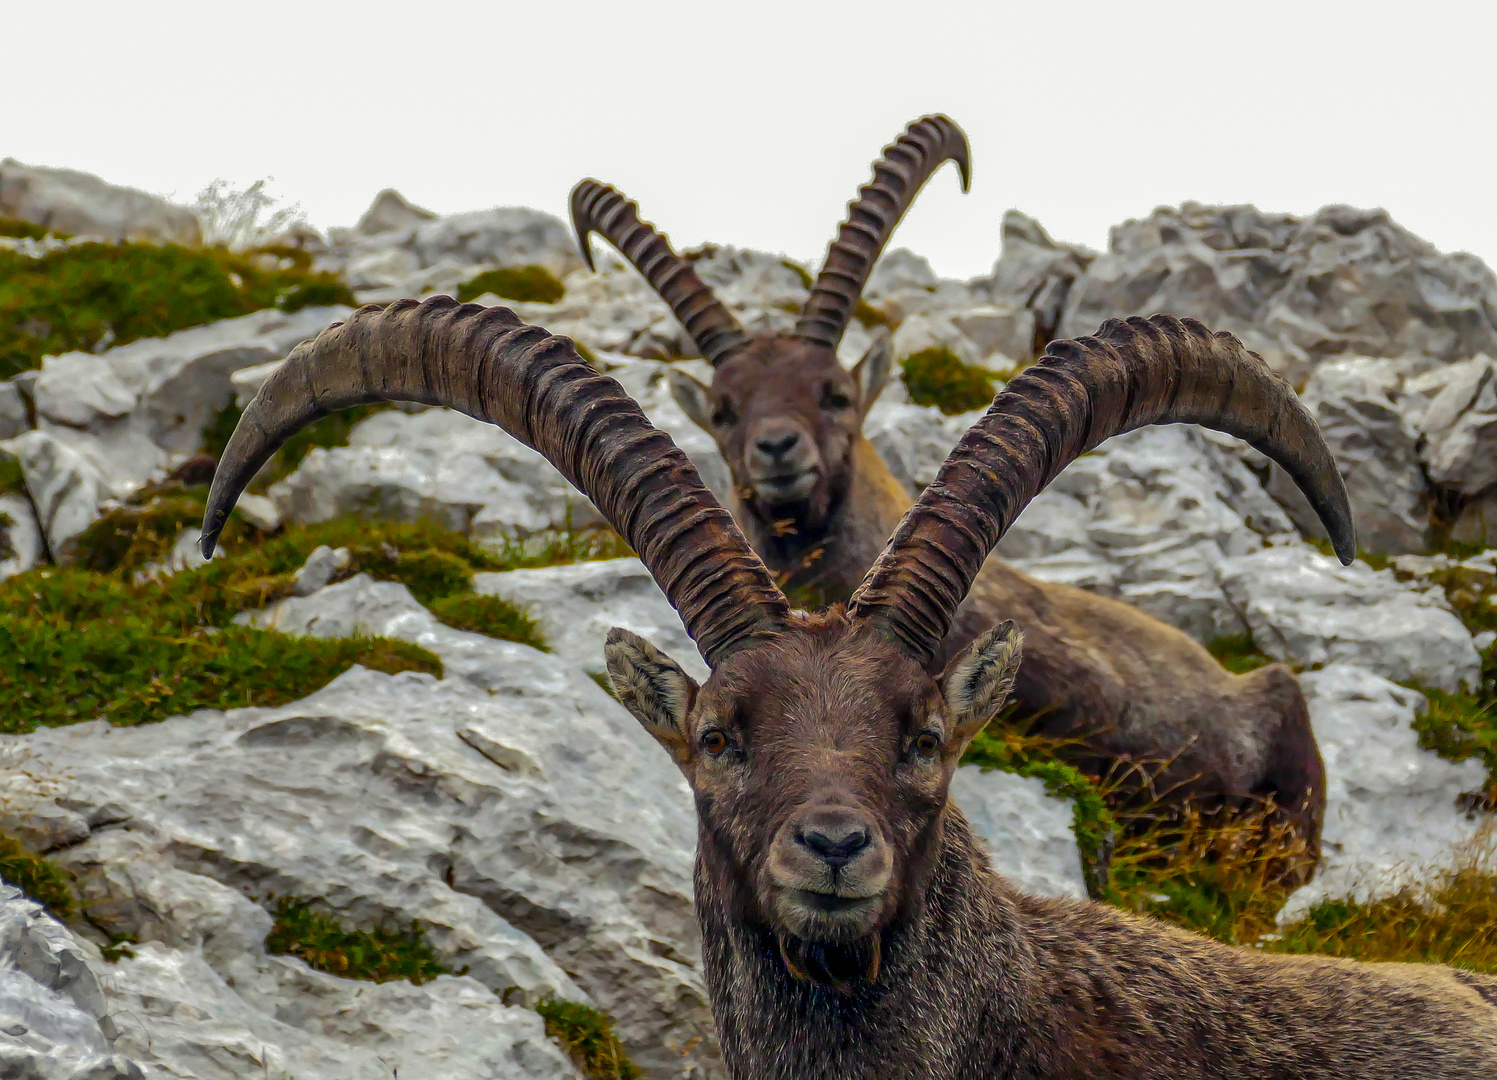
top-left (266, 897), bottom-right (450, 984)
top-left (1207, 632), bottom-right (1274, 675)
top-left (456, 265), bottom-right (566, 305)
top-left (429, 593), bottom-right (548, 651)
top-left (535, 997), bottom-right (641, 1080)
top-left (852, 298), bottom-right (891, 331)
top-left (0, 218), bottom-right (59, 241)
top-left (0, 832), bottom-right (77, 917)
top-left (900, 346), bottom-right (996, 414)
top-left (0, 458), bottom-right (25, 496)
top-left (200, 400), bottom-right (392, 493)
top-left (0, 239), bottom-right (354, 379)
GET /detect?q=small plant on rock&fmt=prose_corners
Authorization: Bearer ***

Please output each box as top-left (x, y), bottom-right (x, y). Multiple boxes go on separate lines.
top-left (899, 346), bottom-right (996, 414)
top-left (266, 897), bottom-right (449, 984)
top-left (535, 997), bottom-right (641, 1080)
top-left (456, 265), bottom-right (566, 305)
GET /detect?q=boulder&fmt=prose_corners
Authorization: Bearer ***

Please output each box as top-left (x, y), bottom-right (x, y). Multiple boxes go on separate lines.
top-left (268, 407), bottom-right (604, 541)
top-left (1265, 356), bottom-right (1432, 554)
top-left (1219, 545), bottom-right (1482, 692)
top-left (1060, 202), bottom-right (1497, 385)
top-left (0, 493), bottom-right (44, 578)
top-left (0, 380), bottom-right (29, 441)
top-left (1277, 666), bottom-right (1489, 924)
top-left (864, 401), bottom-right (981, 491)
top-left (866, 248), bottom-right (940, 296)
top-left (0, 429), bottom-right (110, 552)
top-left (972, 210), bottom-right (1095, 356)
top-left (473, 557), bottom-right (709, 683)
top-left (0, 882), bottom-right (143, 1080)
top-left (0, 159), bottom-right (202, 245)
top-left (355, 188), bottom-right (438, 236)
top-left (1419, 354), bottom-right (1497, 496)
top-left (949, 769), bottom-right (1087, 900)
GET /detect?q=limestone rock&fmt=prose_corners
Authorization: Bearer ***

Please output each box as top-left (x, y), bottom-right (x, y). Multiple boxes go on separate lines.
top-left (1420, 354), bottom-right (1497, 496)
top-left (949, 769), bottom-right (1087, 900)
top-left (0, 380), bottom-right (30, 441)
top-left (1266, 356), bottom-right (1432, 554)
top-left (0, 429), bottom-right (109, 552)
top-left (0, 159), bottom-right (201, 245)
top-left (0, 883), bottom-right (143, 1080)
top-left (473, 557), bottom-right (709, 683)
top-left (864, 402), bottom-right (981, 491)
top-left (355, 188), bottom-right (438, 236)
top-left (0, 493), bottom-right (44, 578)
top-left (1219, 545), bottom-right (1481, 692)
top-left (972, 210), bottom-right (1095, 356)
top-left (1060, 203), bottom-right (1497, 385)
top-left (268, 407), bottom-right (603, 541)
top-left (1278, 666), bottom-right (1489, 923)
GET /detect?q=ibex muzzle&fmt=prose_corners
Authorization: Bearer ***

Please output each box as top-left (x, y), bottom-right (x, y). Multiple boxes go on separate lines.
top-left (202, 297), bottom-right (1497, 1076)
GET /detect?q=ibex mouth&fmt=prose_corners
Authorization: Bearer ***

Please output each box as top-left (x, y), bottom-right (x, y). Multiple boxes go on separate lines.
top-left (790, 889), bottom-right (878, 914)
top-left (752, 470), bottom-right (818, 503)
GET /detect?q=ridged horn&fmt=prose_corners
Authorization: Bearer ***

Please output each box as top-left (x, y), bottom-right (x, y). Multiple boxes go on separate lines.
top-left (201, 296), bottom-right (788, 665)
top-left (795, 115), bottom-right (971, 351)
top-left (847, 315), bottom-right (1356, 664)
top-left (570, 179), bottom-right (750, 366)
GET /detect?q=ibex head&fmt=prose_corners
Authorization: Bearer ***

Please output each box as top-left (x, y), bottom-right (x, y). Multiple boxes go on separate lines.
top-left (201, 298), bottom-right (1354, 991)
top-left (570, 115), bottom-right (968, 536)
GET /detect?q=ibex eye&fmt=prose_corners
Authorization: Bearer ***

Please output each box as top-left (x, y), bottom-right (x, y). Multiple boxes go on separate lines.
top-left (701, 730), bottom-right (730, 756)
top-left (913, 732), bottom-right (941, 757)
top-left (821, 383), bottom-right (853, 410)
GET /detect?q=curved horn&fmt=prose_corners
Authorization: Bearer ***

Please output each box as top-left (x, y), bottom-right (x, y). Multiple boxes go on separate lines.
top-left (795, 115), bottom-right (971, 351)
top-left (847, 314), bottom-right (1356, 664)
top-left (570, 179), bottom-right (750, 367)
top-left (201, 296), bottom-right (787, 665)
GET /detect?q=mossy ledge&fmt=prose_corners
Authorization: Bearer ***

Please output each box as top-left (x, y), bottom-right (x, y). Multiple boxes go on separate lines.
top-left (899, 346), bottom-right (996, 414)
top-left (456, 264), bottom-right (566, 305)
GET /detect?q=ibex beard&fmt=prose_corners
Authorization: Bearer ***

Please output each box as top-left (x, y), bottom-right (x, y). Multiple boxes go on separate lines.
top-left (605, 613), bottom-right (1024, 991)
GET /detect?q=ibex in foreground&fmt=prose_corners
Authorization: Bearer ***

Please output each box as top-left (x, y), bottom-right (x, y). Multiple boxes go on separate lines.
top-left (572, 116), bottom-right (1328, 860)
top-left (204, 297), bottom-right (1497, 1078)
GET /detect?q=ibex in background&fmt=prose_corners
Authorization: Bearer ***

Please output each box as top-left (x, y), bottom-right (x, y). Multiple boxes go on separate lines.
top-left (203, 298), bottom-right (1497, 1079)
top-left (571, 115), bottom-right (1328, 867)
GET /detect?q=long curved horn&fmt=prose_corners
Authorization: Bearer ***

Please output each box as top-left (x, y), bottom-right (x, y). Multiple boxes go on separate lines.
top-left (847, 314), bottom-right (1356, 664)
top-left (201, 296), bottom-right (787, 664)
top-left (570, 179), bottom-right (750, 367)
top-left (794, 115), bottom-right (971, 351)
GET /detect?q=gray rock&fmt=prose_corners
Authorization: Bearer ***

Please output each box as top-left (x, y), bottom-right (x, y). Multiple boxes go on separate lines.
top-left (0, 882), bottom-right (143, 1080)
top-left (0, 430), bottom-right (108, 552)
top-left (1421, 355), bottom-right (1497, 495)
top-left (1266, 356), bottom-right (1432, 554)
top-left (949, 769), bottom-right (1087, 900)
top-left (1278, 666), bottom-right (1489, 924)
top-left (268, 407), bottom-right (603, 541)
top-left (291, 545), bottom-right (351, 596)
top-left (0, 493), bottom-right (44, 578)
top-left (864, 402), bottom-right (981, 491)
top-left (1219, 545), bottom-right (1481, 692)
top-left (866, 248), bottom-right (939, 296)
top-left (356, 188), bottom-right (438, 236)
top-left (0, 380), bottom-right (29, 441)
top-left (972, 211), bottom-right (1094, 356)
top-left (474, 557), bottom-right (709, 683)
top-left (1060, 202), bottom-right (1497, 385)
top-left (0, 159), bottom-right (201, 245)
top-left (1453, 487), bottom-right (1497, 547)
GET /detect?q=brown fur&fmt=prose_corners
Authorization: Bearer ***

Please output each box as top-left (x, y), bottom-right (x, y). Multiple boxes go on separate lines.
top-left (675, 341), bottom-right (1326, 860)
top-left (607, 611), bottom-right (1497, 1079)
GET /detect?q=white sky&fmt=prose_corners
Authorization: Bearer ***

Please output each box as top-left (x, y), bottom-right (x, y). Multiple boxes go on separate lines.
top-left (5, 0), bottom-right (1494, 280)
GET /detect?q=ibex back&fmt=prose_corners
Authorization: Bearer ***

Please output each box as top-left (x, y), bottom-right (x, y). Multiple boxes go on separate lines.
top-left (203, 297), bottom-right (1497, 1078)
top-left (571, 115), bottom-right (1329, 863)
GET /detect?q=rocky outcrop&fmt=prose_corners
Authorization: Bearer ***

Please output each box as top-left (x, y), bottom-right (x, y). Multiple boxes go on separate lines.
top-left (1278, 665), bottom-right (1490, 924)
top-left (1059, 203), bottom-right (1497, 387)
top-left (0, 159), bottom-right (203, 245)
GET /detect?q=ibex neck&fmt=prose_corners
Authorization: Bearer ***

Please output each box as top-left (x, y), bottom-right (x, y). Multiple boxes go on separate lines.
top-left (696, 810), bottom-right (1032, 1080)
top-left (742, 436), bottom-right (913, 607)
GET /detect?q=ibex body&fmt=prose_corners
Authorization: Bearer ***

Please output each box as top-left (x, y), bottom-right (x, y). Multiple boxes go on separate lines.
top-left (571, 116), bottom-right (1326, 855)
top-left (203, 296), bottom-right (1497, 1078)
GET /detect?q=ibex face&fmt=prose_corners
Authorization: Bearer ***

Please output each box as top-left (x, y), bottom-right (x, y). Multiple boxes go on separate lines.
top-left (605, 614), bottom-right (1023, 982)
top-left (667, 334), bottom-right (893, 537)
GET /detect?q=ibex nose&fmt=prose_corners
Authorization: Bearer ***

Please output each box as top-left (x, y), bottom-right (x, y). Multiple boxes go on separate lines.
top-left (755, 430), bottom-right (801, 459)
top-left (797, 821), bottom-right (871, 868)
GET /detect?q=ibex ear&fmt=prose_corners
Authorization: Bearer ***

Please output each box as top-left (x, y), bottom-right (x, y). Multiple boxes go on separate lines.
top-left (604, 627), bottom-right (699, 763)
top-left (941, 621), bottom-right (1024, 747)
top-left (851, 328), bottom-right (894, 417)
top-left (668, 368), bottom-right (716, 432)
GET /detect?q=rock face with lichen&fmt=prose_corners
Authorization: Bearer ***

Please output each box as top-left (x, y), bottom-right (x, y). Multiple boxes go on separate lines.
top-left (2, 175), bottom-right (1497, 1076)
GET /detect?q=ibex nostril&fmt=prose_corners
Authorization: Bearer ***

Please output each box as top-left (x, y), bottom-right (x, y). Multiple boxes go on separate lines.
top-left (798, 826), bottom-right (871, 866)
top-left (756, 431), bottom-right (801, 458)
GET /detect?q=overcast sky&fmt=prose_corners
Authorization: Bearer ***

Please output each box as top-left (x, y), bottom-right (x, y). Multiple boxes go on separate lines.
top-left (6, 0), bottom-right (1493, 280)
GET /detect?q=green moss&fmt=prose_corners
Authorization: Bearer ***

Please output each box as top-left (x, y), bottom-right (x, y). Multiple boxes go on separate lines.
top-left (961, 723), bottom-right (1116, 894)
top-left (0, 458), bottom-right (24, 496)
top-left (1415, 687), bottom-right (1497, 810)
top-left (456, 265), bottom-right (566, 305)
top-left (899, 347), bottom-right (996, 415)
top-left (0, 240), bottom-right (354, 380)
top-left (0, 833), bottom-right (77, 917)
top-left (535, 997), bottom-right (641, 1080)
top-left (852, 298), bottom-right (891, 330)
top-left (428, 593), bottom-right (548, 650)
top-left (266, 897), bottom-right (450, 984)
top-left (0, 218), bottom-right (58, 241)
top-left (0, 510), bottom-right (13, 562)
top-left (1207, 633), bottom-right (1274, 675)
top-left (780, 259), bottom-right (814, 291)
